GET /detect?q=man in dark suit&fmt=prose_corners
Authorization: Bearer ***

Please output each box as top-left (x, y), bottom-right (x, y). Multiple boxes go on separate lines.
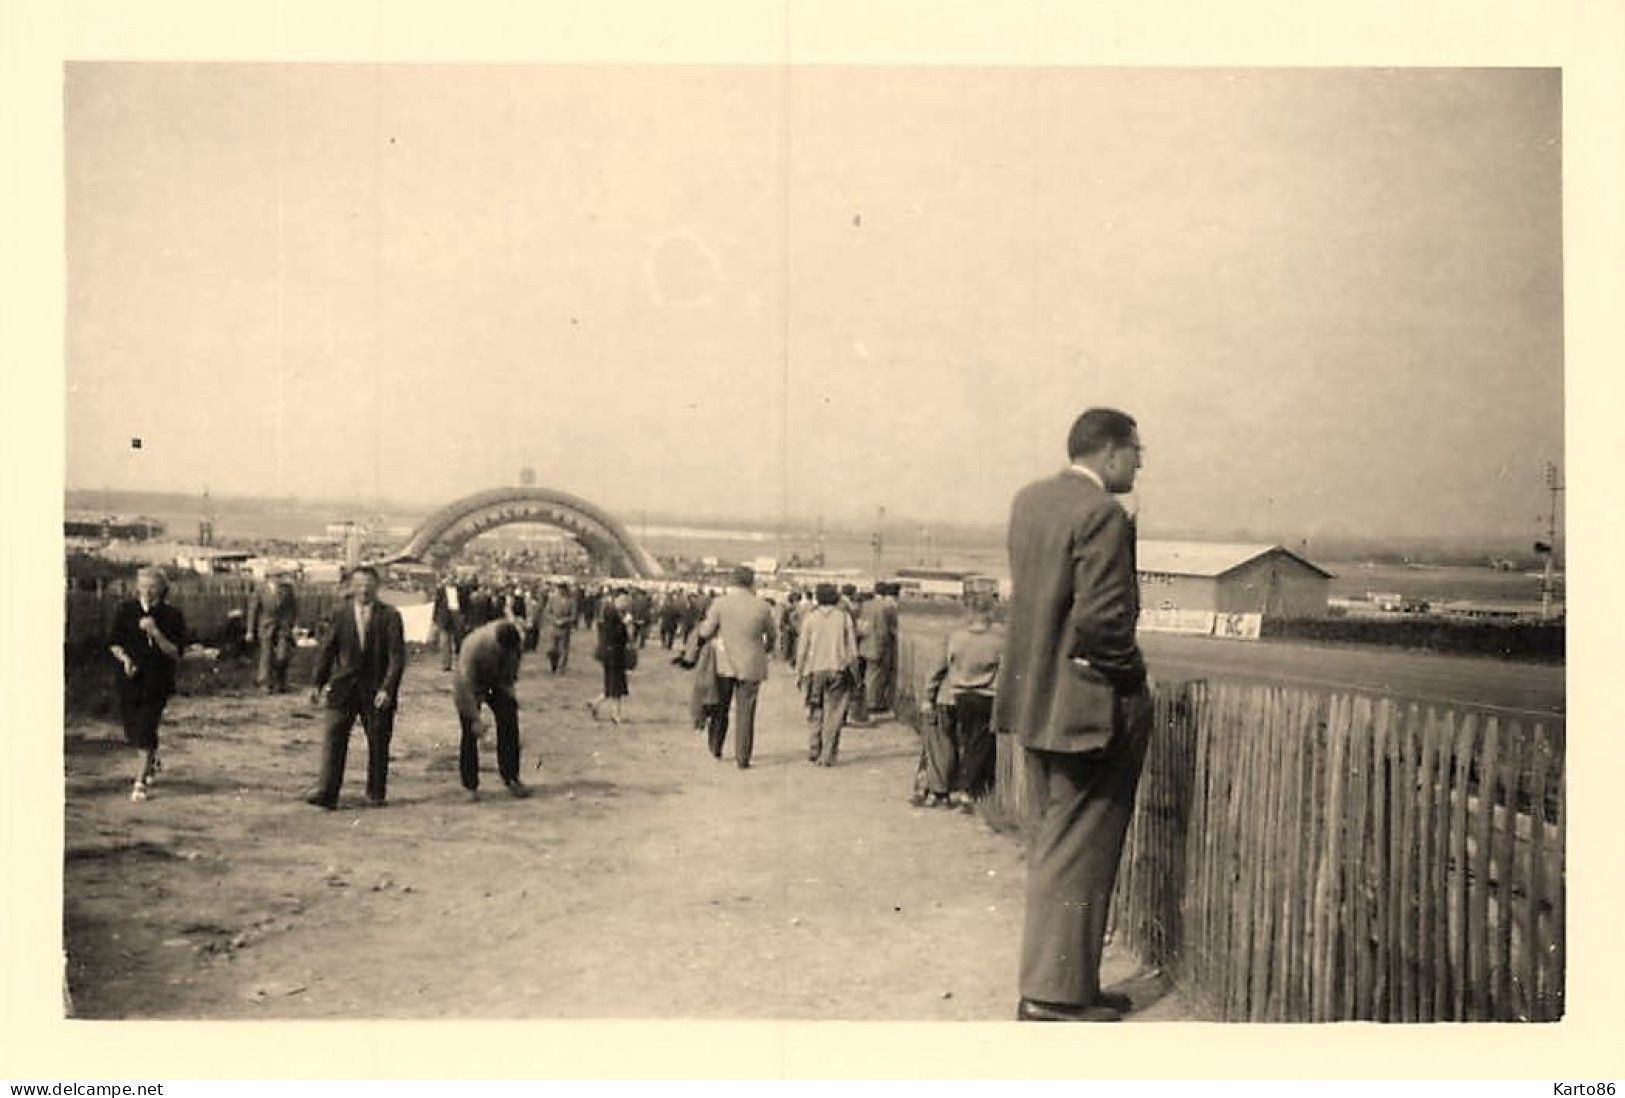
top-left (994, 407), bottom-right (1154, 1022)
top-left (694, 566), bottom-right (777, 768)
top-left (305, 566), bottom-right (407, 809)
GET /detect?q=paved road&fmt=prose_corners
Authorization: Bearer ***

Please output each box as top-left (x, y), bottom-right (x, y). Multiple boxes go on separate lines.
top-left (1140, 633), bottom-right (1564, 724)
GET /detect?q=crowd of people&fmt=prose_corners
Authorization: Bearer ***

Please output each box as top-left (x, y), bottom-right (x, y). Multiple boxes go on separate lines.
top-left (102, 406), bottom-right (1154, 1023)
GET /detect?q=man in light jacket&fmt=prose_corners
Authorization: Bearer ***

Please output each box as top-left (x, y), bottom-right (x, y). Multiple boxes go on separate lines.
top-left (795, 582), bottom-right (858, 767)
top-left (694, 565), bottom-right (777, 769)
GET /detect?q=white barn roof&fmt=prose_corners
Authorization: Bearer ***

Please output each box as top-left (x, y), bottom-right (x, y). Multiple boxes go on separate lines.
top-left (1137, 541), bottom-right (1333, 580)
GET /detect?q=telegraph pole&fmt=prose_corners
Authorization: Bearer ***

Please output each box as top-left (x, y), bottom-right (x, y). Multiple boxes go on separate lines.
top-left (871, 505), bottom-right (886, 577)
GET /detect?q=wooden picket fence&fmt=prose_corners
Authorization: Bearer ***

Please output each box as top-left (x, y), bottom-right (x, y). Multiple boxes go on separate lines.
top-left (64, 581), bottom-right (346, 648)
top-left (894, 634), bottom-right (1566, 1023)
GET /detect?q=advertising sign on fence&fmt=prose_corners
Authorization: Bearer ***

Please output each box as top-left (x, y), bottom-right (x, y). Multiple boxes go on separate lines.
top-left (1213, 611), bottom-right (1263, 639)
top-left (1139, 609), bottom-right (1216, 635)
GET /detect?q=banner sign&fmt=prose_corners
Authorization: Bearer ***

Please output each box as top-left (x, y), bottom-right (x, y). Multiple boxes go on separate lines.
top-left (1213, 612), bottom-right (1263, 640)
top-left (1139, 609), bottom-right (1216, 635)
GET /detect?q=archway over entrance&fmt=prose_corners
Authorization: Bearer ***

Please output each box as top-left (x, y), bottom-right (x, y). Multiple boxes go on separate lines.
top-left (377, 487), bottom-right (664, 579)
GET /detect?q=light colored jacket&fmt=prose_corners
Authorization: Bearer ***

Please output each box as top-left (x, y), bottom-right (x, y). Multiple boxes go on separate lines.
top-left (796, 604), bottom-right (857, 677)
top-left (696, 587), bottom-right (778, 682)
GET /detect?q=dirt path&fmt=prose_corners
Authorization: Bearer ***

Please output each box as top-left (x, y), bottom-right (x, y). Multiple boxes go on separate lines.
top-left (64, 640), bottom-right (1185, 1021)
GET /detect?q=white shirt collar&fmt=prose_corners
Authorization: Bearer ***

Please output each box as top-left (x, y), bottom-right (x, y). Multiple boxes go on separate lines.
top-left (1066, 463), bottom-right (1106, 491)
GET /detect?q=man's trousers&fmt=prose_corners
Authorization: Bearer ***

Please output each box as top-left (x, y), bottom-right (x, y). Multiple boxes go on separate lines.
top-left (314, 702), bottom-right (396, 804)
top-left (456, 687), bottom-right (521, 790)
top-left (846, 657), bottom-right (870, 723)
top-left (256, 628), bottom-right (293, 691)
top-left (922, 691), bottom-right (996, 797)
top-left (865, 649), bottom-right (894, 712)
top-left (1018, 690), bottom-right (1153, 1007)
top-left (803, 670), bottom-right (852, 765)
top-left (707, 677), bottom-right (761, 766)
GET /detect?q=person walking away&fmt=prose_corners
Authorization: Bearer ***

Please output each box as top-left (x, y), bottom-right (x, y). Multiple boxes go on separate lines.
top-left (779, 590), bottom-right (803, 662)
top-left (658, 588), bottom-right (685, 649)
top-left (995, 407), bottom-right (1153, 1022)
top-left (108, 567), bottom-right (188, 802)
top-left (841, 585), bottom-right (870, 725)
top-left (694, 566), bottom-right (777, 768)
top-left (874, 581), bottom-right (902, 712)
top-left (858, 584), bottom-right (893, 717)
top-left (454, 620), bottom-right (531, 800)
top-left (305, 566), bottom-right (407, 810)
top-left (679, 588), bottom-right (706, 647)
top-left (795, 582), bottom-right (857, 767)
top-left (917, 596), bottom-right (1003, 808)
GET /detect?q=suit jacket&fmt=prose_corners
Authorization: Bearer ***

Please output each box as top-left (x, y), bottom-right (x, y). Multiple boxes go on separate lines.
top-left (856, 597), bottom-right (891, 659)
top-left (546, 590), bottom-right (577, 627)
top-left (696, 587), bottom-right (777, 682)
top-left (246, 582), bottom-right (297, 638)
top-left (313, 598), bottom-right (406, 711)
top-left (992, 469), bottom-right (1146, 754)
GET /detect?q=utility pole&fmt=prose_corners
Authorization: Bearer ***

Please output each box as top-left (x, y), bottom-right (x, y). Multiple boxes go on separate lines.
top-left (1537, 461), bottom-right (1563, 620)
top-left (199, 485), bottom-right (215, 547)
top-left (871, 505), bottom-right (886, 577)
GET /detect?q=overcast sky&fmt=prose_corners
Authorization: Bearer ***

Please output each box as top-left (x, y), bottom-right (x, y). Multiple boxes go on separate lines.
top-left (64, 65), bottom-right (1562, 542)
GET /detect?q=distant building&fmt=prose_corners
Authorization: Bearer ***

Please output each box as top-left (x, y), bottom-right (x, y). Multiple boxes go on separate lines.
top-left (63, 513), bottom-right (166, 541)
top-left (892, 567), bottom-right (969, 599)
top-left (176, 546), bottom-right (253, 575)
top-left (1136, 542), bottom-right (1333, 620)
top-left (1432, 599), bottom-right (1560, 623)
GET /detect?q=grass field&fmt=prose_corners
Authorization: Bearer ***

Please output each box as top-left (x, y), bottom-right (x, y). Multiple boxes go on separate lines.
top-left (898, 609), bottom-right (1565, 722)
top-left (1320, 560), bottom-right (1560, 606)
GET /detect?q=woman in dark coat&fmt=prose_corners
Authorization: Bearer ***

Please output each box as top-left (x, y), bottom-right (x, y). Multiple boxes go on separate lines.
top-left (107, 567), bottom-right (187, 802)
top-left (587, 593), bottom-right (631, 725)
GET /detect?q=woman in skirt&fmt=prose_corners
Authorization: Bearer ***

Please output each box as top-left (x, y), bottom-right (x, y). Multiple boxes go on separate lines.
top-left (107, 567), bottom-right (187, 802)
top-left (587, 592), bottom-right (632, 725)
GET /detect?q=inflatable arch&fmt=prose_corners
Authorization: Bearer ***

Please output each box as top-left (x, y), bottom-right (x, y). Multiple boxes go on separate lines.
top-left (377, 487), bottom-right (664, 579)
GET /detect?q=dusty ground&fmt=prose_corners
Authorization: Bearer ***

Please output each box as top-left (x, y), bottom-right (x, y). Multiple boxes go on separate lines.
top-left (62, 638), bottom-right (1186, 1021)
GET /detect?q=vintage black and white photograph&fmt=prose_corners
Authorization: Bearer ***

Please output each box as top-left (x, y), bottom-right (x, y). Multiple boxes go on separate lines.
top-left (14, 1), bottom-right (1623, 1080)
top-left (53, 57), bottom-right (1569, 1031)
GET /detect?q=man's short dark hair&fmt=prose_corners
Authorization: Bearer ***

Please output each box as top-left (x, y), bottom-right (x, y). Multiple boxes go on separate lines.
top-left (1066, 408), bottom-right (1138, 460)
top-left (815, 583), bottom-right (839, 606)
top-left (348, 565), bottom-right (380, 582)
top-left (732, 565), bottom-right (756, 589)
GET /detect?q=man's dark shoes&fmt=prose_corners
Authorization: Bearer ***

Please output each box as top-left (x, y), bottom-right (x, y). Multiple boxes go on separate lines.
top-left (1016, 998), bottom-right (1123, 1022)
top-left (365, 795), bottom-right (388, 809)
top-left (503, 778), bottom-right (531, 799)
top-left (304, 790), bottom-right (337, 810)
top-left (1095, 991), bottom-right (1133, 1013)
